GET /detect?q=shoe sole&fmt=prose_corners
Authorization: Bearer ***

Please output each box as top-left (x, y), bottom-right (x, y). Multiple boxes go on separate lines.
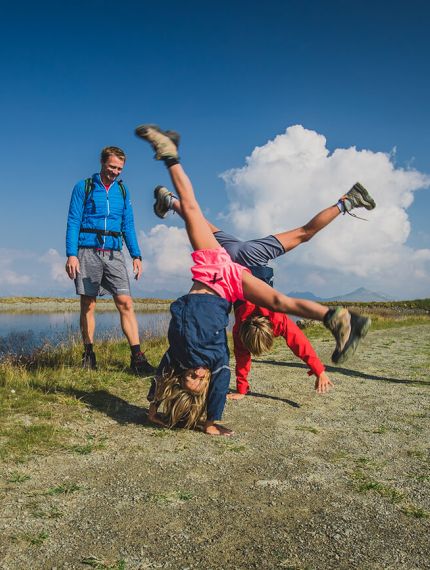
top-left (153, 185), bottom-right (170, 219)
top-left (332, 314), bottom-right (371, 364)
top-left (135, 124), bottom-right (180, 147)
top-left (353, 183), bottom-right (376, 210)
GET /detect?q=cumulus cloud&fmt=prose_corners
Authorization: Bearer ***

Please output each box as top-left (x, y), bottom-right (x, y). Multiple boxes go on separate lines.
top-left (135, 225), bottom-right (192, 295)
top-left (220, 125), bottom-right (430, 298)
top-left (0, 248), bottom-right (31, 287)
top-left (39, 248), bottom-right (69, 284)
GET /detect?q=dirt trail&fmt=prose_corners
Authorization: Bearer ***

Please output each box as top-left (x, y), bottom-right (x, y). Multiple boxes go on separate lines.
top-left (1, 325), bottom-right (429, 569)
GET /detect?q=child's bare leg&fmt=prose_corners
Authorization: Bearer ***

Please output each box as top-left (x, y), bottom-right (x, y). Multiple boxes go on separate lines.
top-left (274, 204), bottom-right (340, 253)
top-left (203, 420), bottom-right (234, 436)
top-left (170, 196), bottom-right (221, 233)
top-left (166, 164), bottom-right (220, 251)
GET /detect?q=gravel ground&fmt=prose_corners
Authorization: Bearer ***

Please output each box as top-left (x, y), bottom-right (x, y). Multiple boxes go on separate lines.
top-left (1, 324), bottom-right (429, 569)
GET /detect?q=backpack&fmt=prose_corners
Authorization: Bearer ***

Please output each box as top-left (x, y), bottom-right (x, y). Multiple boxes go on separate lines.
top-left (84, 177), bottom-right (127, 208)
top-left (80, 178), bottom-right (127, 245)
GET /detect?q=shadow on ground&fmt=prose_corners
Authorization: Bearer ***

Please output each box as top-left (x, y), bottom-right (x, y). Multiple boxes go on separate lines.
top-left (257, 359), bottom-right (428, 385)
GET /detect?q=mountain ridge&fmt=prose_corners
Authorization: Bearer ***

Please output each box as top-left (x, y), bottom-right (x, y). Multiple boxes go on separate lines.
top-left (287, 287), bottom-right (393, 302)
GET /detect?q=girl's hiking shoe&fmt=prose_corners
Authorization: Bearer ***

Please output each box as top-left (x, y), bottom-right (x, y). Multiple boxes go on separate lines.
top-left (332, 312), bottom-right (371, 364)
top-left (135, 124), bottom-right (180, 161)
top-left (342, 182), bottom-right (376, 214)
top-left (130, 352), bottom-right (156, 377)
top-left (324, 307), bottom-right (371, 364)
top-left (153, 185), bottom-right (175, 219)
top-left (82, 350), bottom-right (97, 370)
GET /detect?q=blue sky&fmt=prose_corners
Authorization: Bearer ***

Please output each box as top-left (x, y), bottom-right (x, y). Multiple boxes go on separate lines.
top-left (1, 0), bottom-right (429, 299)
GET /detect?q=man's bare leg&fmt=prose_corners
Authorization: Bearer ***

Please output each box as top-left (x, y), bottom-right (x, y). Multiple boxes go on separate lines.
top-left (80, 295), bottom-right (96, 343)
top-left (113, 294), bottom-right (140, 345)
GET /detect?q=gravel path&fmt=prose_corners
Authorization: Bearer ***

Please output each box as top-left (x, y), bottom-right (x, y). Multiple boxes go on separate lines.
top-left (1, 324), bottom-right (429, 569)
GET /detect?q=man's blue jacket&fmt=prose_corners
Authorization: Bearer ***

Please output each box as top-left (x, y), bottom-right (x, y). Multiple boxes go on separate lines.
top-left (66, 173), bottom-right (141, 258)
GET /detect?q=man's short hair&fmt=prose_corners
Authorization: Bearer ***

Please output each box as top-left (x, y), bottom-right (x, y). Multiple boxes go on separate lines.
top-left (100, 146), bottom-right (126, 164)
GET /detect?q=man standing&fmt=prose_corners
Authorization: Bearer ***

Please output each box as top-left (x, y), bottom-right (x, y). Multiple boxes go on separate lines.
top-left (65, 146), bottom-right (155, 375)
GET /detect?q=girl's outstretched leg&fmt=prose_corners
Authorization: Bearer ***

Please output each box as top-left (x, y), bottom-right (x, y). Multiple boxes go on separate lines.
top-left (135, 125), bottom-right (219, 251)
top-left (153, 185), bottom-right (221, 233)
top-left (167, 164), bottom-right (220, 251)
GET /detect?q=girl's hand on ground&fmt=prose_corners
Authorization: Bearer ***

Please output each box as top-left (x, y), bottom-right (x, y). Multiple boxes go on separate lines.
top-left (315, 371), bottom-right (333, 394)
top-left (148, 404), bottom-right (168, 427)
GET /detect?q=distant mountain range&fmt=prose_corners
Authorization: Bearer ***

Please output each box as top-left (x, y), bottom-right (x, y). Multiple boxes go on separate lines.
top-left (287, 287), bottom-right (393, 302)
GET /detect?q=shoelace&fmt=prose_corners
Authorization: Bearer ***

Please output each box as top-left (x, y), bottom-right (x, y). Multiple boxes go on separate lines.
top-left (345, 210), bottom-right (369, 221)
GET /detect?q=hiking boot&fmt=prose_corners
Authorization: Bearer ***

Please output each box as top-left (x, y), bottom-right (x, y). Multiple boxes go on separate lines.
top-left (82, 350), bottom-right (97, 370)
top-left (332, 312), bottom-right (371, 364)
top-left (131, 352), bottom-right (156, 377)
top-left (153, 185), bottom-right (175, 219)
top-left (324, 307), bottom-right (351, 357)
top-left (134, 124), bottom-right (180, 161)
top-left (342, 182), bottom-right (376, 213)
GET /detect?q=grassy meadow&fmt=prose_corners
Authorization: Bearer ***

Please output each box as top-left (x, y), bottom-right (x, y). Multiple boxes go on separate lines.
top-left (1, 299), bottom-right (429, 465)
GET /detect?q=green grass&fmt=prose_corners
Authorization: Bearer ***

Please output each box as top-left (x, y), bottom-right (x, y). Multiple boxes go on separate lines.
top-left (0, 335), bottom-right (168, 463)
top-left (295, 425), bottom-right (319, 434)
top-left (82, 557), bottom-right (126, 569)
top-left (45, 482), bottom-right (82, 495)
top-left (352, 471), bottom-right (404, 503)
top-left (26, 531), bottom-right (49, 545)
top-left (7, 471), bottom-right (31, 483)
top-left (0, 307), bottom-right (428, 464)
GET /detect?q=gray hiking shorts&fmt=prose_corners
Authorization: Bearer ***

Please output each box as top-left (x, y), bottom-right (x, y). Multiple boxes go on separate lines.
top-left (75, 248), bottom-right (131, 297)
top-left (213, 231), bottom-right (285, 267)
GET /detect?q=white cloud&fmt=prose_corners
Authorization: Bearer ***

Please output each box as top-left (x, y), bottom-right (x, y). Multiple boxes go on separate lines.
top-left (0, 248), bottom-right (31, 286)
top-left (220, 125), bottom-right (430, 299)
top-left (1, 126), bottom-right (429, 300)
top-left (134, 225), bottom-right (193, 295)
top-left (39, 248), bottom-right (69, 284)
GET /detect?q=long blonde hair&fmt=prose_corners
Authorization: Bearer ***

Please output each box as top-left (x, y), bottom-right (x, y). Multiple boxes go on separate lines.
top-left (240, 314), bottom-right (274, 356)
top-left (155, 367), bottom-right (211, 429)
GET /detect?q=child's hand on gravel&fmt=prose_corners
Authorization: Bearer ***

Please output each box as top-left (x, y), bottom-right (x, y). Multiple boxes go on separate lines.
top-left (314, 371), bottom-right (333, 394)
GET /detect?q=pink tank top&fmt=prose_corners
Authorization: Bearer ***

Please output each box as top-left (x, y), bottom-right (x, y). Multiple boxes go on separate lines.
top-left (191, 247), bottom-right (250, 303)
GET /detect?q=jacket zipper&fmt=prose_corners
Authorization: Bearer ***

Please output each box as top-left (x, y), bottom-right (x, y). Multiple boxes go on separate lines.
top-left (104, 188), bottom-right (110, 249)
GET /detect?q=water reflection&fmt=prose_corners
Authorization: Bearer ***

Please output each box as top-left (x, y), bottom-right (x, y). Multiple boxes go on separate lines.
top-left (0, 311), bottom-right (171, 356)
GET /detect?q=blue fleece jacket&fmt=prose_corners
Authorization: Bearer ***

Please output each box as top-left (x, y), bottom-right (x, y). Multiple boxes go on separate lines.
top-left (149, 294), bottom-right (232, 422)
top-left (66, 173), bottom-right (141, 258)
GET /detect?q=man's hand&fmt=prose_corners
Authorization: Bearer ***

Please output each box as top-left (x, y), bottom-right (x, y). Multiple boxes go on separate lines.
top-left (65, 256), bottom-right (80, 280)
top-left (133, 258), bottom-right (143, 280)
top-left (314, 371), bottom-right (334, 394)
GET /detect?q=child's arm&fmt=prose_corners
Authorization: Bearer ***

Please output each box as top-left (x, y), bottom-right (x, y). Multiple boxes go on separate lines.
top-left (204, 360), bottom-right (234, 433)
top-left (147, 402), bottom-right (169, 427)
top-left (242, 270), bottom-right (328, 321)
top-left (231, 311), bottom-right (252, 398)
top-left (314, 371), bottom-right (333, 393)
top-left (279, 314), bottom-right (333, 393)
